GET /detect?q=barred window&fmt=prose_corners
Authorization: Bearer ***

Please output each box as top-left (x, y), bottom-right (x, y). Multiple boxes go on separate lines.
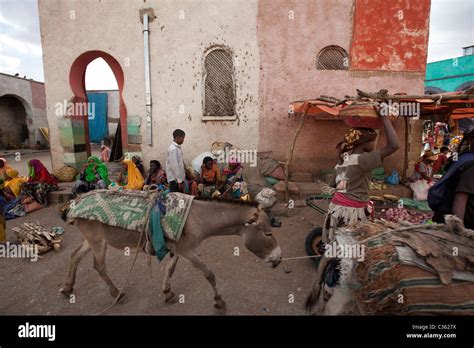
top-left (203, 48), bottom-right (235, 117)
top-left (317, 45), bottom-right (349, 70)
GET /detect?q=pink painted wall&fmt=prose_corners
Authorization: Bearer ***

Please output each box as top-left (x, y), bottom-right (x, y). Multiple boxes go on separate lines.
top-left (256, 0), bottom-right (430, 176)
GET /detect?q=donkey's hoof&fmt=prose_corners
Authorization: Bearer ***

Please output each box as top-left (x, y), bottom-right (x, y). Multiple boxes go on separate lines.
top-left (164, 291), bottom-right (177, 303)
top-left (214, 299), bottom-right (226, 310)
top-left (59, 287), bottom-right (73, 298)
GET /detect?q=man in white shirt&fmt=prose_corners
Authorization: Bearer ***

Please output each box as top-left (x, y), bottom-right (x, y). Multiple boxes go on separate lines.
top-left (166, 129), bottom-right (186, 192)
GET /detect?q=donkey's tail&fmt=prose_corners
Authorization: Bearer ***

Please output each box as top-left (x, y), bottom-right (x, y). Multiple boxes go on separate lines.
top-left (305, 255), bottom-right (329, 313)
top-left (305, 277), bottom-right (322, 313)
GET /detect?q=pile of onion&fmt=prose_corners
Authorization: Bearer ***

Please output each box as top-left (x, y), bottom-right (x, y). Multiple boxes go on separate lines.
top-left (377, 207), bottom-right (433, 224)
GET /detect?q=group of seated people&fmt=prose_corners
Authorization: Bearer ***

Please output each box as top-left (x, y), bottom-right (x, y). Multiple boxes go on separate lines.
top-left (71, 154), bottom-right (247, 199)
top-left (0, 158), bottom-right (59, 219)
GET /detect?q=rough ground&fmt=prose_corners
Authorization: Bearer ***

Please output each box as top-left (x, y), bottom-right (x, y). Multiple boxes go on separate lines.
top-left (1, 199), bottom-right (327, 315)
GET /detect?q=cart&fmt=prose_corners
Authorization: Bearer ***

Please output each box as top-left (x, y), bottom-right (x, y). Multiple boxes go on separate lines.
top-left (304, 194), bottom-right (332, 267)
top-left (304, 193), bottom-right (433, 266)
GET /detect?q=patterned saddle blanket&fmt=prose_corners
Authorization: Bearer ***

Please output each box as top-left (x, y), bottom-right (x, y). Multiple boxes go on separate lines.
top-left (67, 189), bottom-right (194, 241)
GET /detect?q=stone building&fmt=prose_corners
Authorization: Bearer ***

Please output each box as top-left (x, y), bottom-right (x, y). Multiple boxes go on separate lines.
top-left (38, 0), bottom-right (431, 176)
top-left (0, 73), bottom-right (48, 149)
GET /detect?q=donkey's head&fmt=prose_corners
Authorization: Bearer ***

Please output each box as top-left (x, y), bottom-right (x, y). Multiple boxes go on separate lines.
top-left (240, 208), bottom-right (281, 268)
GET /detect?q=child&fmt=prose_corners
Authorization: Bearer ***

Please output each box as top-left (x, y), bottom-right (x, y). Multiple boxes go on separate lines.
top-left (100, 144), bottom-right (111, 162)
top-left (166, 129), bottom-right (186, 192)
top-left (198, 156), bottom-right (222, 197)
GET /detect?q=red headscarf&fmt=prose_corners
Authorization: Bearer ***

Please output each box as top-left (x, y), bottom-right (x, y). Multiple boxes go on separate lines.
top-left (27, 159), bottom-right (58, 185)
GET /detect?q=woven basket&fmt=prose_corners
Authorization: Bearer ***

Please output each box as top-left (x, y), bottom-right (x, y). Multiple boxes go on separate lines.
top-left (54, 166), bottom-right (77, 182)
top-left (340, 102), bottom-right (382, 129)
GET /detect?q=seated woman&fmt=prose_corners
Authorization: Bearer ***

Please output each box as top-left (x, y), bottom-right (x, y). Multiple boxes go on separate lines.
top-left (0, 158), bottom-right (13, 180)
top-left (4, 169), bottom-right (27, 198)
top-left (198, 156), bottom-right (222, 197)
top-left (23, 159), bottom-right (58, 205)
top-left (411, 150), bottom-right (438, 183)
top-left (117, 159), bottom-right (144, 191)
top-left (145, 160), bottom-right (167, 187)
top-left (222, 160), bottom-right (243, 190)
top-left (132, 156), bottom-right (145, 177)
top-left (72, 156), bottom-right (111, 196)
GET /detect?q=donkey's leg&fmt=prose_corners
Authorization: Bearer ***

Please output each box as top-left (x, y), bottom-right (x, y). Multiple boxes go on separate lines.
top-left (89, 239), bottom-right (122, 299)
top-left (185, 252), bottom-right (226, 310)
top-left (162, 255), bottom-right (179, 303)
top-left (60, 240), bottom-right (92, 297)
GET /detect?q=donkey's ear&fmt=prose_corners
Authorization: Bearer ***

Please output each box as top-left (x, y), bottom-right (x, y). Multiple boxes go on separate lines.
top-left (245, 212), bottom-right (259, 225)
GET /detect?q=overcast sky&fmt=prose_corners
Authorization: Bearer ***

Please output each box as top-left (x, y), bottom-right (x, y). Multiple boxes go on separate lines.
top-left (0, 0), bottom-right (473, 89)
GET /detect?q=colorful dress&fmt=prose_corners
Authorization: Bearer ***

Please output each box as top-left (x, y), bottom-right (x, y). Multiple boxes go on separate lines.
top-left (72, 156), bottom-right (111, 195)
top-left (120, 159), bottom-right (144, 190)
top-left (4, 169), bottom-right (27, 197)
top-left (24, 159), bottom-right (58, 205)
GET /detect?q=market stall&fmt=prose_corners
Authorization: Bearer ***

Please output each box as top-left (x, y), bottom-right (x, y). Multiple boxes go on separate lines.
top-left (285, 88), bottom-right (474, 200)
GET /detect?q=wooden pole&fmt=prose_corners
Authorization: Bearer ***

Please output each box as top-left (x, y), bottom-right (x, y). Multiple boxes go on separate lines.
top-left (284, 108), bottom-right (308, 201)
top-left (402, 117), bottom-right (409, 183)
top-left (356, 89), bottom-right (473, 102)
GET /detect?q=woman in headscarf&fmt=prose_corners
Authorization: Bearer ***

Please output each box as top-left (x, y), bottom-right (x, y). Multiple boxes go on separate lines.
top-left (4, 169), bottom-right (27, 197)
top-left (23, 159), bottom-right (58, 205)
top-left (306, 110), bottom-right (400, 312)
top-left (117, 159), bottom-right (144, 190)
top-left (132, 155), bottom-right (145, 177)
top-left (72, 156), bottom-right (111, 196)
top-left (0, 158), bottom-right (13, 180)
top-left (222, 159), bottom-right (242, 185)
top-left (144, 160), bottom-right (167, 186)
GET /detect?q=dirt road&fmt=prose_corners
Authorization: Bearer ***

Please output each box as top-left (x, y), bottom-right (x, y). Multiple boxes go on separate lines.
top-left (1, 201), bottom-right (325, 315)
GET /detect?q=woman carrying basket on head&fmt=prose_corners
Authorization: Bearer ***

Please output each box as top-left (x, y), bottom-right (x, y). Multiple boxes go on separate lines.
top-left (306, 106), bottom-right (400, 312)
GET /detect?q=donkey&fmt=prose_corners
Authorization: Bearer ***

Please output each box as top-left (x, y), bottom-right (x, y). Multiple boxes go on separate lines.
top-left (60, 198), bottom-right (282, 310)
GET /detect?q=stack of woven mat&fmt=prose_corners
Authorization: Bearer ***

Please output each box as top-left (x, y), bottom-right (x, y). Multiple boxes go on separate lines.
top-left (336, 216), bottom-right (474, 315)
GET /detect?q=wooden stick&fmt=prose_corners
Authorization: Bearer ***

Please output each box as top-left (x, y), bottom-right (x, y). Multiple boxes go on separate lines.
top-left (285, 111), bottom-right (307, 201)
top-left (402, 117), bottom-right (409, 183)
top-left (356, 89), bottom-right (473, 102)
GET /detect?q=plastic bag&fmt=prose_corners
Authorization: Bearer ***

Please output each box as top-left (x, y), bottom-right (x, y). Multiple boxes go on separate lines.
top-left (371, 167), bottom-right (385, 181)
top-left (255, 188), bottom-right (277, 209)
top-left (410, 180), bottom-right (430, 201)
top-left (385, 170), bottom-right (399, 185)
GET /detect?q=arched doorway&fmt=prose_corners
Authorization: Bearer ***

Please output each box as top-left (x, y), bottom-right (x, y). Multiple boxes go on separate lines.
top-left (0, 94), bottom-right (32, 149)
top-left (84, 57), bottom-right (119, 160)
top-left (69, 51), bottom-right (128, 159)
